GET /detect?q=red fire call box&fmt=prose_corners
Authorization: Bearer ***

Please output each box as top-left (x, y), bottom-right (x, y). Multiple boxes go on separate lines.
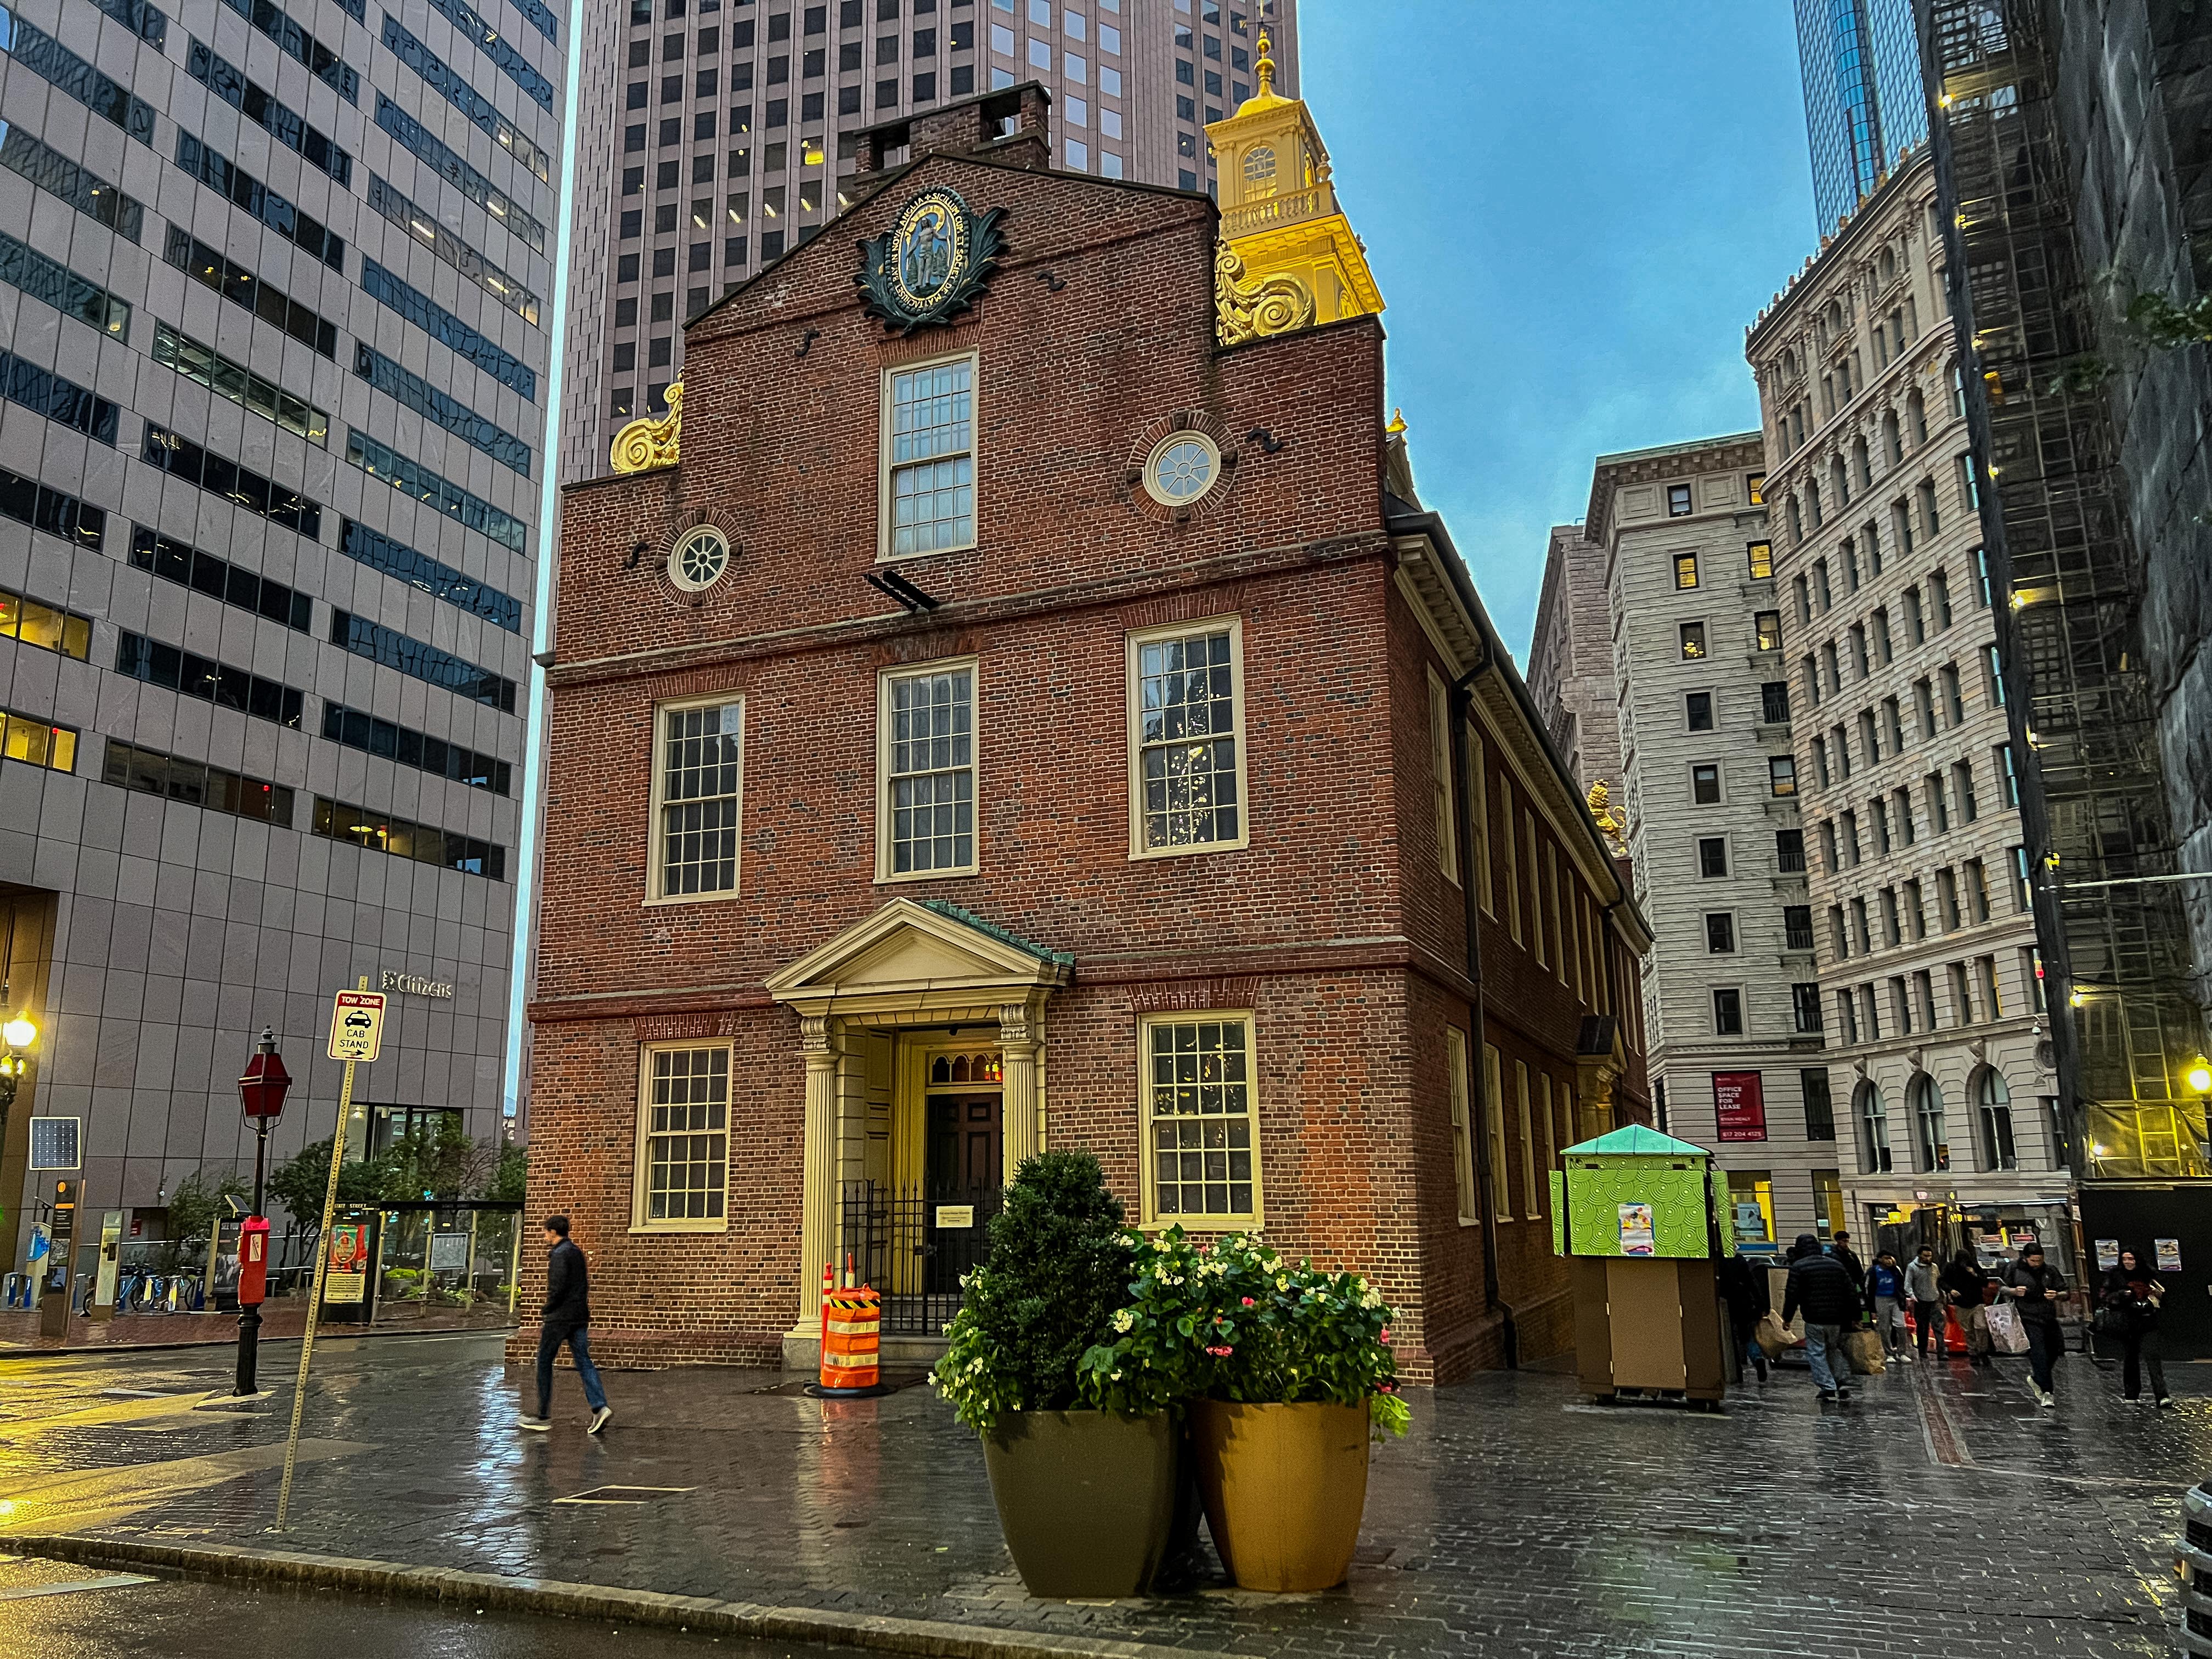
top-left (238, 1216), bottom-right (270, 1306)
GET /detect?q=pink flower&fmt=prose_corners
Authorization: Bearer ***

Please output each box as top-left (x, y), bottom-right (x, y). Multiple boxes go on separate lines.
top-left (1379, 1328), bottom-right (1393, 1345)
top-left (1378, 1382), bottom-right (1395, 1393)
top-left (1241, 1296), bottom-right (1256, 1307)
top-left (1205, 1344), bottom-right (1234, 1357)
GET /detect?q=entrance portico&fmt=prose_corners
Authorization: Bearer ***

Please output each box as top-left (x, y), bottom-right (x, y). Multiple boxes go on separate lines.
top-left (764, 899), bottom-right (1073, 1364)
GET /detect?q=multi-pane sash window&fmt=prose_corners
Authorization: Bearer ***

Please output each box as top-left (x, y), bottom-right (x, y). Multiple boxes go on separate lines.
top-left (640, 1045), bottom-right (729, 1224)
top-left (655, 699), bottom-right (743, 896)
top-left (884, 356), bottom-right (974, 556)
top-left (1143, 1015), bottom-right (1257, 1223)
top-left (884, 665), bottom-right (974, 874)
top-left (1131, 622), bottom-right (1243, 853)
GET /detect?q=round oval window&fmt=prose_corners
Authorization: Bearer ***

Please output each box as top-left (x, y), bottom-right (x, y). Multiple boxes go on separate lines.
top-left (669, 526), bottom-right (730, 591)
top-left (1144, 435), bottom-right (1220, 506)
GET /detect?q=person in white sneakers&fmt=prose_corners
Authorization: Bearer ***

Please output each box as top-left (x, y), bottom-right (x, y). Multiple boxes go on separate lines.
top-left (2004, 1241), bottom-right (2067, 1407)
top-left (1905, 1245), bottom-right (1946, 1361)
top-left (517, 1215), bottom-right (612, 1435)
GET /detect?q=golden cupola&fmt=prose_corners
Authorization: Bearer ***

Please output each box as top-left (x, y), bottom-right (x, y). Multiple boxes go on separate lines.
top-left (1205, 31), bottom-right (1385, 336)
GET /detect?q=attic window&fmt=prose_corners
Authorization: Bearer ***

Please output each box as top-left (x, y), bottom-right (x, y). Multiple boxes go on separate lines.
top-left (1241, 144), bottom-right (1276, 190)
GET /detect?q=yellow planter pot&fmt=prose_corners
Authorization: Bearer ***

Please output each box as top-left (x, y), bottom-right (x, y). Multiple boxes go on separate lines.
top-left (1189, 1398), bottom-right (1371, 1592)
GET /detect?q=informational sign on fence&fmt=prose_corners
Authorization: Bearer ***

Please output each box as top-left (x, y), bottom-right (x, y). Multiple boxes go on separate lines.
top-left (326, 991), bottom-right (387, 1062)
top-left (428, 1231), bottom-right (471, 1272)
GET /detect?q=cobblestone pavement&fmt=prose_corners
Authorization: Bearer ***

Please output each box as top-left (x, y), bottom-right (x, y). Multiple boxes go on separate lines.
top-left (0, 1330), bottom-right (2204, 1657)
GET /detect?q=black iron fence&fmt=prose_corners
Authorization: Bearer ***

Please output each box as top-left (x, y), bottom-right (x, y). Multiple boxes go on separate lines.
top-left (839, 1181), bottom-right (1000, 1336)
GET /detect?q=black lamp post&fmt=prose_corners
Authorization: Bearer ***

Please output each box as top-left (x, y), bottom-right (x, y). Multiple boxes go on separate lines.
top-left (235, 1027), bottom-right (291, 1395)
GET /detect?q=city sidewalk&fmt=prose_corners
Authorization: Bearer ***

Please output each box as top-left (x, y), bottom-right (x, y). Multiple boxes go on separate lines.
top-left (0, 1330), bottom-right (2201, 1658)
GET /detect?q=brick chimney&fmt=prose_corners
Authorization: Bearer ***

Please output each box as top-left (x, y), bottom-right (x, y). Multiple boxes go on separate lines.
top-left (853, 82), bottom-right (1052, 175)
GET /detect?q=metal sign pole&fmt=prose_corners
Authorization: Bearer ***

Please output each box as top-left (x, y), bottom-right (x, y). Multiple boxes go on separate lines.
top-left (275, 975), bottom-right (379, 1531)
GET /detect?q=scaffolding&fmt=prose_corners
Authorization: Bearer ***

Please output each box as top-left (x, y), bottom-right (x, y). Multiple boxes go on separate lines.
top-left (1917, 0), bottom-right (2210, 1180)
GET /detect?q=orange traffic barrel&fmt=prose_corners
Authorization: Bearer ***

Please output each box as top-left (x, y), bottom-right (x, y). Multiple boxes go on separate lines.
top-left (819, 1282), bottom-right (882, 1393)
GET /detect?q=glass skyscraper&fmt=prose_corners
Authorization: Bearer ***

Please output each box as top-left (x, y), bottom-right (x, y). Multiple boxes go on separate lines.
top-left (1793, 0), bottom-right (1926, 231)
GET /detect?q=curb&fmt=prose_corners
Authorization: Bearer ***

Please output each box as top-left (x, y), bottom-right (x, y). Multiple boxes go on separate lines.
top-left (0, 1534), bottom-right (1231, 1659)
top-left (0, 1323), bottom-right (517, 1359)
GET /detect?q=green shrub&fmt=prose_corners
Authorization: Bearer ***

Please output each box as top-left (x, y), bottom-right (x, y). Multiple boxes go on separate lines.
top-left (931, 1150), bottom-right (1138, 1433)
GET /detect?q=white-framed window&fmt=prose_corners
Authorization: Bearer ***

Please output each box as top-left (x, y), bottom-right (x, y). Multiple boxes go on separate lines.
top-left (1466, 724), bottom-right (1493, 914)
top-left (1515, 1058), bottom-right (1540, 1218)
top-left (647, 696), bottom-right (743, 901)
top-left (1500, 775), bottom-right (1522, 940)
top-left (881, 353), bottom-right (976, 558)
top-left (1525, 810), bottom-right (1545, 966)
top-left (1139, 1011), bottom-right (1260, 1226)
top-left (1547, 842), bottom-right (1566, 985)
top-left (878, 660), bottom-right (977, 879)
top-left (634, 1042), bottom-right (730, 1230)
top-left (1427, 668), bottom-right (1458, 883)
top-left (1483, 1042), bottom-right (1510, 1218)
top-left (1448, 1026), bottom-right (1475, 1223)
top-left (1127, 616), bottom-right (1248, 856)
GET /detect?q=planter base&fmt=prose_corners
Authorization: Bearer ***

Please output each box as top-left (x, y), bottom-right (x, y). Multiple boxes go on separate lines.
top-left (981, 1410), bottom-right (1177, 1599)
top-left (1190, 1399), bottom-right (1370, 1592)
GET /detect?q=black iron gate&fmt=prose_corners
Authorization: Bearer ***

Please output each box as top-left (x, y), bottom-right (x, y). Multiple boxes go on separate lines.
top-left (839, 1181), bottom-right (1000, 1336)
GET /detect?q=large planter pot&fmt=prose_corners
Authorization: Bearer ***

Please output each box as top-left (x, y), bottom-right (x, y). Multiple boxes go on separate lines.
top-left (980, 1409), bottom-right (1177, 1598)
top-left (1189, 1398), bottom-right (1370, 1592)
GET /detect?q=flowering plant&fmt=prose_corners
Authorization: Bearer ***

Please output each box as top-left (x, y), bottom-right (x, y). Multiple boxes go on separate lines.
top-left (1079, 1227), bottom-right (1409, 1437)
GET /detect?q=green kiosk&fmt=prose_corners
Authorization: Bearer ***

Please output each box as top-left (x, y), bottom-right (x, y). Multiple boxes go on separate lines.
top-left (1549, 1125), bottom-right (1730, 1406)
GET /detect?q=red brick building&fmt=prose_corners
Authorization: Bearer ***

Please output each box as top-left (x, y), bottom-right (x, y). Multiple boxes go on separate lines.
top-left (524, 83), bottom-right (1651, 1383)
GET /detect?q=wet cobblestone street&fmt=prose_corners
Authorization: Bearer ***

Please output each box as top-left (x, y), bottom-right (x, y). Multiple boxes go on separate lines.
top-left (0, 1330), bottom-right (2203, 1657)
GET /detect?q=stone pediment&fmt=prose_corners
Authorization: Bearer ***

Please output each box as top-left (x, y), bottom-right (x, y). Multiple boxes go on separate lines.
top-left (765, 898), bottom-right (1072, 1018)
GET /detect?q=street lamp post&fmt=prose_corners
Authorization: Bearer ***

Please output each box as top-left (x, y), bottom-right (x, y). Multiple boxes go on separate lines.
top-left (235, 1028), bottom-right (292, 1395)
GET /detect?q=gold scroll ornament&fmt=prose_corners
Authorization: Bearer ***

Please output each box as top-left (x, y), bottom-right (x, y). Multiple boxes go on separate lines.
top-left (611, 380), bottom-right (683, 473)
top-left (1214, 244), bottom-right (1315, 345)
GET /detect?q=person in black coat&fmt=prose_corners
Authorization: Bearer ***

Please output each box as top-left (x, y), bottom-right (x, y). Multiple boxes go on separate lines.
top-left (518, 1215), bottom-right (612, 1434)
top-left (1828, 1229), bottom-right (1866, 1297)
top-left (1781, 1233), bottom-right (1863, 1401)
top-left (2003, 1241), bottom-right (2067, 1407)
top-left (1940, 1248), bottom-right (1993, 1367)
top-left (2098, 1248), bottom-right (2171, 1408)
top-left (1719, 1252), bottom-right (1773, 1381)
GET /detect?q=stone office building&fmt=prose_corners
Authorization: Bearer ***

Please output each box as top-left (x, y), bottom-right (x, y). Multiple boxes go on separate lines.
top-left (524, 72), bottom-right (1653, 1381)
top-left (1566, 434), bottom-right (1847, 1251)
top-left (0, 0), bottom-right (560, 1267)
top-left (1745, 146), bottom-right (2069, 1256)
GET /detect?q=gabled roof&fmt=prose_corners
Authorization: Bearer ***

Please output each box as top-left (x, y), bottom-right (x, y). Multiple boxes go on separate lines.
top-left (1564, 1124), bottom-right (1711, 1159)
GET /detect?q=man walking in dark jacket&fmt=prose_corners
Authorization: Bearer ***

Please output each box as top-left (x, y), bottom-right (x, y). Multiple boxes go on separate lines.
top-left (2004, 1240), bottom-right (2067, 1408)
top-left (518, 1215), bottom-right (611, 1434)
top-left (1782, 1233), bottom-right (1863, 1402)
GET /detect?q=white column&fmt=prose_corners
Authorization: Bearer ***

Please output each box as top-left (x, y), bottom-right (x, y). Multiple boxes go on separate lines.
top-left (798, 1013), bottom-right (839, 1324)
top-left (999, 999), bottom-right (1041, 1183)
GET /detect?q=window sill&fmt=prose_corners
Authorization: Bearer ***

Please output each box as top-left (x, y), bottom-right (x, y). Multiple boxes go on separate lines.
top-left (875, 543), bottom-right (974, 565)
top-left (641, 888), bottom-right (743, 908)
top-left (875, 865), bottom-right (979, 885)
top-left (628, 1220), bottom-right (730, 1235)
top-left (1128, 837), bottom-right (1250, 862)
top-left (1138, 1215), bottom-right (1262, 1233)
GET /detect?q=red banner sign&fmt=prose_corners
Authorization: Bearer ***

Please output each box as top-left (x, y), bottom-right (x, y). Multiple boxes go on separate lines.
top-left (1713, 1071), bottom-right (1767, 1142)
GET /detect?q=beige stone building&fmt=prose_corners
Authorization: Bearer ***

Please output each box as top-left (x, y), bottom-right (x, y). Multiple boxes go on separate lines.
top-left (1527, 525), bottom-right (1620, 796)
top-left (1745, 149), bottom-right (2070, 1252)
top-left (1578, 436), bottom-right (1838, 1251)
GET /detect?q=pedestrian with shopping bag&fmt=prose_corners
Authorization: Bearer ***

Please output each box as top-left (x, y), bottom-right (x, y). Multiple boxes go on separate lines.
top-left (1782, 1233), bottom-right (1863, 1403)
top-left (1905, 1245), bottom-right (1946, 1360)
top-left (1719, 1251), bottom-right (1772, 1382)
top-left (2003, 1240), bottom-right (2067, 1408)
top-left (2096, 1249), bottom-right (2171, 1409)
top-left (1940, 1246), bottom-right (1991, 1367)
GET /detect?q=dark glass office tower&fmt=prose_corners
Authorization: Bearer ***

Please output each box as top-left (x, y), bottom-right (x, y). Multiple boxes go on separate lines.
top-left (1793, 0), bottom-right (1926, 232)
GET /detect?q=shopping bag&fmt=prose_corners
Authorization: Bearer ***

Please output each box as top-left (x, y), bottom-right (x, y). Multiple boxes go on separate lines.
top-left (1842, 1328), bottom-right (1888, 1374)
top-left (1983, 1299), bottom-right (2029, 1355)
top-left (1754, 1311), bottom-right (1799, 1357)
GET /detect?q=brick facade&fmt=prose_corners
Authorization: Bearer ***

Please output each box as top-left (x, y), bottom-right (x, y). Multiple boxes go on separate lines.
top-left (523, 99), bottom-right (1650, 1384)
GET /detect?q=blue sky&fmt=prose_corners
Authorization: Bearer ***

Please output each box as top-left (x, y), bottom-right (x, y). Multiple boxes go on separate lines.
top-left (1300, 1), bottom-right (1816, 659)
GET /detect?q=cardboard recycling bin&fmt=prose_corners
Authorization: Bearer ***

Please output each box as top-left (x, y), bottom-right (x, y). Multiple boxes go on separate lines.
top-left (1549, 1125), bottom-right (1730, 1404)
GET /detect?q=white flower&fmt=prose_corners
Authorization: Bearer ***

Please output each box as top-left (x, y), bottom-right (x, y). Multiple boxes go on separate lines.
top-left (1110, 1370), bottom-right (1124, 1381)
top-left (1112, 1309), bottom-right (1135, 1333)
